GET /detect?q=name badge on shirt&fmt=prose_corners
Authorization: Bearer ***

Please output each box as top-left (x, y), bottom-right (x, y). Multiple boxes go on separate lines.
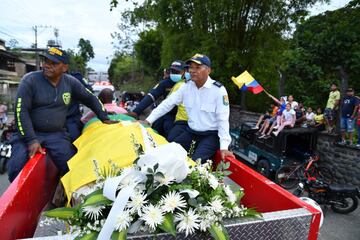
top-left (223, 95), bottom-right (229, 106)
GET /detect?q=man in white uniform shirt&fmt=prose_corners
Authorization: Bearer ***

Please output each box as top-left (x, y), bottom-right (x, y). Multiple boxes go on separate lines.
top-left (143, 54), bottom-right (234, 162)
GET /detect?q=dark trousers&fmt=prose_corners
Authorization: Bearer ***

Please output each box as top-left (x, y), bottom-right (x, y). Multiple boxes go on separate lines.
top-left (152, 114), bottom-right (175, 138)
top-left (172, 127), bottom-right (219, 162)
top-left (7, 131), bottom-right (76, 182)
top-left (167, 121), bottom-right (188, 142)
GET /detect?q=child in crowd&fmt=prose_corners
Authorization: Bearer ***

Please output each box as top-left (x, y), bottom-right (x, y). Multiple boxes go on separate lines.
top-left (314, 107), bottom-right (325, 131)
top-left (304, 107), bottom-right (315, 127)
top-left (259, 95), bottom-right (287, 138)
top-left (273, 103), bottom-right (295, 137)
top-left (253, 104), bottom-right (278, 130)
top-left (295, 103), bottom-right (306, 126)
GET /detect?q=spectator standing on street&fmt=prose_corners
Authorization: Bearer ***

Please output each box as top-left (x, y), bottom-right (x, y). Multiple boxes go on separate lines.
top-left (7, 47), bottom-right (116, 182)
top-left (0, 102), bottom-right (8, 128)
top-left (143, 54), bottom-right (234, 161)
top-left (324, 83), bottom-right (340, 133)
top-left (339, 88), bottom-right (358, 145)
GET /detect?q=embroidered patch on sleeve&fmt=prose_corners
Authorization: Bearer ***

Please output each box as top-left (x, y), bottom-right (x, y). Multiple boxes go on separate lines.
top-left (223, 95), bottom-right (229, 106)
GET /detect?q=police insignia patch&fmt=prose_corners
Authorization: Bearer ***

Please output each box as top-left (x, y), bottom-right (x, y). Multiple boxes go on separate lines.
top-left (223, 95), bottom-right (229, 106)
top-left (62, 92), bottom-right (71, 105)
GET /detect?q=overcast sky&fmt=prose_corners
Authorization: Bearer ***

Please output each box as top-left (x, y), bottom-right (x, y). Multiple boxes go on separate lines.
top-left (0, 0), bottom-right (351, 72)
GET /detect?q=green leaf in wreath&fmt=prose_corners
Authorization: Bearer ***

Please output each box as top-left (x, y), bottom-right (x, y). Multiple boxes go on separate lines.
top-left (159, 213), bottom-right (176, 236)
top-left (43, 207), bottom-right (77, 219)
top-left (188, 198), bottom-right (198, 207)
top-left (84, 189), bottom-right (103, 201)
top-left (111, 229), bottom-right (128, 240)
top-left (82, 192), bottom-right (112, 207)
top-left (74, 231), bottom-right (99, 240)
top-left (234, 190), bottom-right (244, 201)
top-left (208, 223), bottom-right (230, 240)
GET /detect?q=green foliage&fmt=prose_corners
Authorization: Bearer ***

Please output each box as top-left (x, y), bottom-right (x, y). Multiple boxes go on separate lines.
top-left (208, 223), bottom-right (230, 240)
top-left (134, 29), bottom-right (163, 75)
top-left (282, 1), bottom-right (360, 108)
top-left (110, 0), bottom-right (327, 111)
top-left (67, 38), bottom-right (95, 75)
top-left (78, 38), bottom-right (95, 62)
top-left (159, 213), bottom-right (177, 236)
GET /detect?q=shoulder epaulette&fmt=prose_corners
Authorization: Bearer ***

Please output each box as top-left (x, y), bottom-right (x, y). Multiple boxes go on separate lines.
top-left (213, 81), bottom-right (223, 88)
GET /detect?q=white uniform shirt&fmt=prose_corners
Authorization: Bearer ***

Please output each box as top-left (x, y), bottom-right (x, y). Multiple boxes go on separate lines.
top-left (146, 77), bottom-right (231, 150)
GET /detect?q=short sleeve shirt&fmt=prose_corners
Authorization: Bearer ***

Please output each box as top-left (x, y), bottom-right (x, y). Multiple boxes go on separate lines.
top-left (326, 90), bottom-right (340, 109)
top-left (283, 109), bottom-right (295, 122)
top-left (341, 96), bottom-right (358, 118)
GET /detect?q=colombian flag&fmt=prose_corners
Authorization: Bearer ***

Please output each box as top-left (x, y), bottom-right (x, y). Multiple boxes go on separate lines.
top-left (231, 71), bottom-right (264, 94)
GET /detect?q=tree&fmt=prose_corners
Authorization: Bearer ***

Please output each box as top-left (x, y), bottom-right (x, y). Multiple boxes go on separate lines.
top-left (282, 0), bottom-right (360, 107)
top-left (67, 38), bottom-right (95, 75)
top-left (78, 38), bottom-right (95, 62)
top-left (110, 0), bottom-right (328, 111)
top-left (134, 29), bottom-right (163, 75)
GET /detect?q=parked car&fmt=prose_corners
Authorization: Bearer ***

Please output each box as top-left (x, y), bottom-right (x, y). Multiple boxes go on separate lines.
top-left (229, 122), bottom-right (318, 178)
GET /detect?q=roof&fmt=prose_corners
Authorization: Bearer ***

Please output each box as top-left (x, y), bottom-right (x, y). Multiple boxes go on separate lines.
top-left (0, 49), bottom-right (22, 62)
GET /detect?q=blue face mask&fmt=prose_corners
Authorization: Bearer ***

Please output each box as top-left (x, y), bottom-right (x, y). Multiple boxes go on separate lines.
top-left (170, 74), bottom-right (182, 82)
top-left (184, 72), bottom-right (191, 80)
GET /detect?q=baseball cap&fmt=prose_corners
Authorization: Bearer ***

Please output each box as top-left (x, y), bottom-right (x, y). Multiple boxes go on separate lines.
top-left (40, 47), bottom-right (69, 64)
top-left (169, 60), bottom-right (186, 71)
top-left (186, 53), bottom-right (211, 67)
top-left (346, 87), bottom-right (354, 92)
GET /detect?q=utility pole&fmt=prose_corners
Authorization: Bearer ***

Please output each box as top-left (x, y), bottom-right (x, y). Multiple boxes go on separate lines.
top-left (33, 26), bottom-right (39, 70)
top-left (32, 25), bottom-right (51, 70)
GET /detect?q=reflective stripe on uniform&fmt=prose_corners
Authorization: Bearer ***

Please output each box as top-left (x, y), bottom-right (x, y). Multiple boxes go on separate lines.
top-left (16, 98), bottom-right (25, 135)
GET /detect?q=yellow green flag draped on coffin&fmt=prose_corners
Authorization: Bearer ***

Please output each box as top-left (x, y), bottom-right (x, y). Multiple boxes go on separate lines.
top-left (61, 114), bottom-right (169, 203)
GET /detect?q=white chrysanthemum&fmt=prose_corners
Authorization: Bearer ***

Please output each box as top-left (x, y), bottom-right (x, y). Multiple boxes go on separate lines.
top-left (82, 205), bottom-right (105, 221)
top-left (223, 185), bottom-right (236, 203)
top-left (128, 192), bottom-right (148, 215)
top-left (161, 191), bottom-right (187, 213)
top-left (209, 197), bottom-right (224, 213)
top-left (114, 210), bottom-right (133, 232)
top-left (198, 215), bottom-right (212, 232)
top-left (140, 204), bottom-right (164, 231)
top-left (208, 173), bottom-right (219, 189)
top-left (175, 208), bottom-right (200, 236)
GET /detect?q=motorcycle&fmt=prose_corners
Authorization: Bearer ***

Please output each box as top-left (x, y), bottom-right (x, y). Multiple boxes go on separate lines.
top-left (0, 120), bottom-right (15, 174)
top-left (0, 142), bottom-right (11, 174)
top-left (294, 177), bottom-right (360, 214)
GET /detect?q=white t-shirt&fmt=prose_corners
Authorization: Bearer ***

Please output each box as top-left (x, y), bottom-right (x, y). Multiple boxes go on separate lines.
top-left (282, 109), bottom-right (295, 122)
top-left (306, 112), bottom-right (315, 121)
top-left (289, 101), bottom-right (298, 109)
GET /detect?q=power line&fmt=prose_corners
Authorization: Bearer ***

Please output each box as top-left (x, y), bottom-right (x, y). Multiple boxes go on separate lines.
top-left (0, 29), bottom-right (31, 45)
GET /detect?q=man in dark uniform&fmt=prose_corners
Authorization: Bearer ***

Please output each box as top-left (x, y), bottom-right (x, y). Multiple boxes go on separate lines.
top-left (65, 72), bottom-right (92, 142)
top-left (127, 60), bottom-right (187, 137)
top-left (7, 47), bottom-right (116, 182)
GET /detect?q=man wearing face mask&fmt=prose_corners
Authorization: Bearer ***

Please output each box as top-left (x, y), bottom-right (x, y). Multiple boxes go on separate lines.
top-left (167, 68), bottom-right (191, 142)
top-left (127, 60), bottom-right (187, 137)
